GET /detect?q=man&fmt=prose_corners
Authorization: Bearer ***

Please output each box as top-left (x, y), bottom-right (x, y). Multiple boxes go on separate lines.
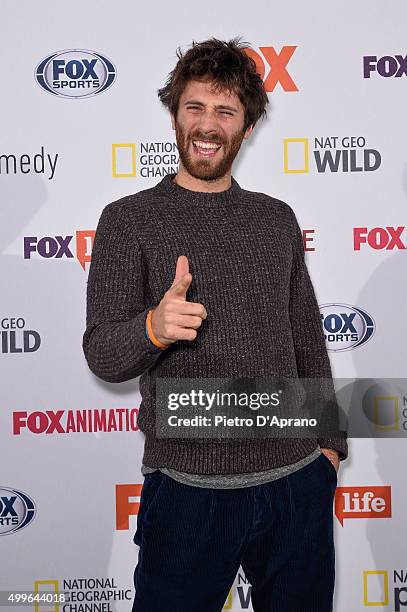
top-left (83, 37), bottom-right (348, 612)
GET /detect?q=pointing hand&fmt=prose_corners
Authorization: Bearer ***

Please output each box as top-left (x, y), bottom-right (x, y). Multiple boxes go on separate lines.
top-left (149, 255), bottom-right (207, 346)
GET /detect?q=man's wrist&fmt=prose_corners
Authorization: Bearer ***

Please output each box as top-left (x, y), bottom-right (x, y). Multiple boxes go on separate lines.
top-left (145, 309), bottom-right (169, 349)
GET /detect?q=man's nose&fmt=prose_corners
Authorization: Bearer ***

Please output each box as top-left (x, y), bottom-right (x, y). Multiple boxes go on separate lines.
top-left (196, 110), bottom-right (220, 134)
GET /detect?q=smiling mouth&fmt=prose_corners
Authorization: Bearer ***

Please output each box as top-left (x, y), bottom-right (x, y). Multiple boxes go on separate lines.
top-left (192, 140), bottom-right (223, 157)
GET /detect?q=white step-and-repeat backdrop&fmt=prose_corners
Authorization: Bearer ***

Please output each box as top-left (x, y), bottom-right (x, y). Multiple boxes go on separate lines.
top-left (2, 1), bottom-right (406, 610)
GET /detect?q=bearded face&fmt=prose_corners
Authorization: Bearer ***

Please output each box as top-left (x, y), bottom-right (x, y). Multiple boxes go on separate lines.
top-left (171, 79), bottom-right (252, 183)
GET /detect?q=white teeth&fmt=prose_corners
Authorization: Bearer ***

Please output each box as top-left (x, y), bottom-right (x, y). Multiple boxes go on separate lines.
top-left (193, 140), bottom-right (221, 150)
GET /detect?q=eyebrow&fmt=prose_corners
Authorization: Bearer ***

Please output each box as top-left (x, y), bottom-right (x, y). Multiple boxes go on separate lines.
top-left (184, 99), bottom-right (238, 112)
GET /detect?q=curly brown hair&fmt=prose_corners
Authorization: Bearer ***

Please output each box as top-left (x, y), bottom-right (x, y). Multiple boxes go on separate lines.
top-left (157, 36), bottom-right (269, 132)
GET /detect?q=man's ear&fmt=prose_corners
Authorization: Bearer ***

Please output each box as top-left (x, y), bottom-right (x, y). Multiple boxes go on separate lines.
top-left (170, 112), bottom-right (176, 130)
top-left (244, 124), bottom-right (254, 140)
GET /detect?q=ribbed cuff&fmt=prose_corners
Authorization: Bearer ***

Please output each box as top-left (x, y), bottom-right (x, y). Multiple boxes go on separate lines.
top-left (317, 436), bottom-right (348, 461)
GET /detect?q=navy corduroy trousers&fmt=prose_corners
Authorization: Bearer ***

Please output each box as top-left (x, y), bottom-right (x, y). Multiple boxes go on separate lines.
top-left (132, 452), bottom-right (338, 612)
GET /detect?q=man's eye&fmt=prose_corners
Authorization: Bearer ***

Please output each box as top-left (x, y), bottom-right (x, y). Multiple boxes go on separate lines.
top-left (186, 106), bottom-right (232, 116)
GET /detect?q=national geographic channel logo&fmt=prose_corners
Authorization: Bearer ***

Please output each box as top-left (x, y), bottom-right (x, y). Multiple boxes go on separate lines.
top-left (283, 136), bottom-right (381, 174)
top-left (33, 578), bottom-right (131, 612)
top-left (222, 572), bottom-right (253, 610)
top-left (1, 316), bottom-right (41, 355)
top-left (23, 230), bottom-right (95, 270)
top-left (362, 382), bottom-right (407, 432)
top-left (363, 569), bottom-right (407, 610)
top-left (111, 142), bottom-right (179, 178)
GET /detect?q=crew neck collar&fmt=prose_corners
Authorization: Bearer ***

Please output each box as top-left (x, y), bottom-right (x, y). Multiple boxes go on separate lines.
top-left (157, 172), bottom-right (243, 207)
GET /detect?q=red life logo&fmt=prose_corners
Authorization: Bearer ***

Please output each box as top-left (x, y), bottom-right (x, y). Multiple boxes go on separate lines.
top-left (335, 486), bottom-right (392, 526)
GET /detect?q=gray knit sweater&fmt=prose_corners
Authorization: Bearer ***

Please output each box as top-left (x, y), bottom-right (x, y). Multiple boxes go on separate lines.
top-left (82, 172), bottom-right (348, 473)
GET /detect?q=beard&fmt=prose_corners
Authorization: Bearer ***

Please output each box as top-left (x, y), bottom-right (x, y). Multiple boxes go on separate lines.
top-left (174, 120), bottom-right (246, 182)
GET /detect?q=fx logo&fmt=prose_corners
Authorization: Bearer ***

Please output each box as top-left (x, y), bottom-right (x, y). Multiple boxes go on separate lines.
top-left (115, 484), bottom-right (143, 530)
top-left (243, 46), bottom-right (298, 92)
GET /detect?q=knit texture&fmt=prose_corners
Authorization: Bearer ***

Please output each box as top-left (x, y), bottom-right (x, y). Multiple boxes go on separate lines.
top-left (82, 172), bottom-right (348, 473)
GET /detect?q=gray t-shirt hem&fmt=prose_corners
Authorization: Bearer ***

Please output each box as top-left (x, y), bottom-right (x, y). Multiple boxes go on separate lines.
top-left (141, 445), bottom-right (322, 489)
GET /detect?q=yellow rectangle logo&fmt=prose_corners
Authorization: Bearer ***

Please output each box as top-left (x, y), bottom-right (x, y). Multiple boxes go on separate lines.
top-left (284, 138), bottom-right (309, 173)
top-left (363, 570), bottom-right (388, 606)
top-left (34, 580), bottom-right (59, 612)
top-left (112, 143), bottom-right (136, 177)
top-left (374, 396), bottom-right (398, 430)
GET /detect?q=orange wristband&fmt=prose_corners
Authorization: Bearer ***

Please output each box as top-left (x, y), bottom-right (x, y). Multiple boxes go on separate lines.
top-left (146, 309), bottom-right (169, 349)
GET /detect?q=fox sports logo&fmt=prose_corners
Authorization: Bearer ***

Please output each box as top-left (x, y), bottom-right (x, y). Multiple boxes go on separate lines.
top-left (320, 303), bottom-right (375, 352)
top-left (35, 49), bottom-right (116, 98)
top-left (0, 487), bottom-right (36, 535)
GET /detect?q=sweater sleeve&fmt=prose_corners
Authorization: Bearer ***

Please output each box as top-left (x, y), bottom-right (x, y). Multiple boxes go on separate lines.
top-left (288, 206), bottom-right (348, 461)
top-left (82, 202), bottom-right (166, 383)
